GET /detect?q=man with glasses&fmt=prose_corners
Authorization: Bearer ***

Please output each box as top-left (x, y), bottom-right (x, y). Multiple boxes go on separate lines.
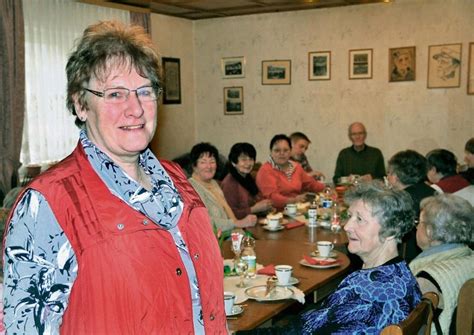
top-left (333, 122), bottom-right (385, 184)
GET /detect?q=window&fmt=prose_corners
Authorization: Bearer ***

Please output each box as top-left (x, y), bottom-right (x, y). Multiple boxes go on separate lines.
top-left (21, 0), bottom-right (130, 165)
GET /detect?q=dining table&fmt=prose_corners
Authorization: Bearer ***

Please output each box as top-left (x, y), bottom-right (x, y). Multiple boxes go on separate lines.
top-left (222, 217), bottom-right (352, 332)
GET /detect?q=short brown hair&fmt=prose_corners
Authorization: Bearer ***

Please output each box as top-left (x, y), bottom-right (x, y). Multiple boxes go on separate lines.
top-left (66, 21), bottom-right (161, 127)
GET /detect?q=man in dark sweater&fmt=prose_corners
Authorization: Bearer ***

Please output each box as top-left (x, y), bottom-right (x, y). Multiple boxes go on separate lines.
top-left (333, 122), bottom-right (386, 184)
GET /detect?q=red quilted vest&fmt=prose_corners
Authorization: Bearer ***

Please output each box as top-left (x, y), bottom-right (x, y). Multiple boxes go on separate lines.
top-left (16, 144), bottom-right (226, 334)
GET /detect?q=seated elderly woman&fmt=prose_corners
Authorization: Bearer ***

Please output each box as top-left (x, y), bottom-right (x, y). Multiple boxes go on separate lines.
top-left (239, 181), bottom-right (421, 334)
top-left (188, 142), bottom-right (257, 232)
top-left (387, 150), bottom-right (436, 262)
top-left (256, 134), bottom-right (325, 210)
top-left (426, 148), bottom-right (473, 205)
top-left (460, 137), bottom-right (474, 184)
top-left (409, 194), bottom-right (474, 334)
top-left (221, 143), bottom-right (273, 219)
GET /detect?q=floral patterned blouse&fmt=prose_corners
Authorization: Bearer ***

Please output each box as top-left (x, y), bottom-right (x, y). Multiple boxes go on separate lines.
top-left (3, 130), bottom-right (204, 335)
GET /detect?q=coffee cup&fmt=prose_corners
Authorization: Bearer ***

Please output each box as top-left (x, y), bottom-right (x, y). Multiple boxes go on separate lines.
top-left (267, 217), bottom-right (280, 229)
top-left (317, 241), bottom-right (334, 258)
top-left (224, 291), bottom-right (236, 315)
top-left (285, 204), bottom-right (297, 215)
top-left (274, 265), bottom-right (293, 285)
top-left (266, 213), bottom-right (282, 229)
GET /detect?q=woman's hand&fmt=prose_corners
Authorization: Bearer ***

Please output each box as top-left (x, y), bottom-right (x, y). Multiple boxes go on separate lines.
top-left (236, 214), bottom-right (257, 228)
top-left (288, 194), bottom-right (306, 204)
top-left (251, 199), bottom-right (273, 214)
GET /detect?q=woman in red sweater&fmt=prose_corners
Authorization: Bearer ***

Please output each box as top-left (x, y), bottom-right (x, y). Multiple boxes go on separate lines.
top-left (256, 134), bottom-right (325, 210)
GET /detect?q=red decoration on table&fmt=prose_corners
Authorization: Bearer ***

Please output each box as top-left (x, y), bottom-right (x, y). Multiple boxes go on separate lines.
top-left (302, 254), bottom-right (339, 265)
top-left (285, 220), bottom-right (305, 229)
top-left (257, 264), bottom-right (275, 276)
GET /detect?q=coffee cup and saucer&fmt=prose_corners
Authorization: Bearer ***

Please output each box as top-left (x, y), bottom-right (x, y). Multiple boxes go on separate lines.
top-left (224, 291), bottom-right (244, 317)
top-left (274, 265), bottom-right (299, 286)
top-left (264, 214), bottom-right (284, 231)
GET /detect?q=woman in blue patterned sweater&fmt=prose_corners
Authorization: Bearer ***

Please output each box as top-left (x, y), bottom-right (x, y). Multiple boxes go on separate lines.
top-left (239, 181), bottom-right (422, 334)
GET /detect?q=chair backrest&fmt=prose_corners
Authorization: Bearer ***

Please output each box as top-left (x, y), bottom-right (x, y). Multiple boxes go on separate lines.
top-left (380, 292), bottom-right (439, 335)
top-left (456, 278), bottom-right (474, 335)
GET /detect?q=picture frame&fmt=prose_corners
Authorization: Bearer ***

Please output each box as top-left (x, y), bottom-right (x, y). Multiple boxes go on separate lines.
top-left (221, 56), bottom-right (245, 79)
top-left (427, 43), bottom-right (462, 89)
top-left (467, 42), bottom-right (474, 95)
top-left (262, 60), bottom-right (291, 85)
top-left (162, 57), bottom-right (181, 104)
top-left (308, 51), bottom-right (331, 80)
top-left (349, 49), bottom-right (373, 79)
top-left (224, 86), bottom-right (244, 115)
top-left (389, 46), bottom-right (416, 82)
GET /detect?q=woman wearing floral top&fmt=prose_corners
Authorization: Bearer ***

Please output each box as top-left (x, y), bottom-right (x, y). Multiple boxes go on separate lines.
top-left (3, 21), bottom-right (226, 334)
top-left (238, 182), bottom-right (422, 335)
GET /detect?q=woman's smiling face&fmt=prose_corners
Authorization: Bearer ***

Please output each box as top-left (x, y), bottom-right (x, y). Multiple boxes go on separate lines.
top-left (344, 200), bottom-right (383, 260)
top-left (75, 62), bottom-right (157, 164)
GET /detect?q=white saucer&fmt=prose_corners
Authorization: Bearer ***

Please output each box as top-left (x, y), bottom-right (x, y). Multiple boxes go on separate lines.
top-left (226, 305), bottom-right (244, 317)
top-left (277, 277), bottom-right (299, 286)
top-left (263, 225), bottom-right (284, 231)
top-left (310, 250), bottom-right (338, 258)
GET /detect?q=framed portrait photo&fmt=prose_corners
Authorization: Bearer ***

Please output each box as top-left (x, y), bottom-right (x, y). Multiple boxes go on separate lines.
top-left (162, 57), bottom-right (181, 104)
top-left (427, 43), bottom-right (462, 89)
top-left (349, 49), bottom-right (373, 79)
top-left (221, 56), bottom-right (245, 79)
top-left (389, 46), bottom-right (416, 82)
top-left (468, 42), bottom-right (474, 95)
top-left (224, 86), bottom-right (244, 115)
top-left (262, 60), bottom-right (291, 85)
top-left (308, 51), bottom-right (331, 80)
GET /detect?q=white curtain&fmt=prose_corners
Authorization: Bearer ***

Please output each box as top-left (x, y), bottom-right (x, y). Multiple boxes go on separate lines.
top-left (21, 0), bottom-right (130, 165)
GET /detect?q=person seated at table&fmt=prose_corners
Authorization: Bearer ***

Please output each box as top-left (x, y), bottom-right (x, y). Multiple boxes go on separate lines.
top-left (333, 122), bottom-right (386, 184)
top-left (289, 132), bottom-right (325, 180)
top-left (221, 142), bottom-right (273, 219)
top-left (387, 150), bottom-right (436, 262)
top-left (238, 181), bottom-right (421, 334)
top-left (460, 137), bottom-right (474, 184)
top-left (409, 194), bottom-right (474, 334)
top-left (426, 149), bottom-right (473, 205)
top-left (256, 134), bottom-right (325, 210)
top-left (188, 142), bottom-right (257, 232)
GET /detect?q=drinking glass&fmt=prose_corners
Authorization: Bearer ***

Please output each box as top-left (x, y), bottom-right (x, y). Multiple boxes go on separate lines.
top-left (235, 257), bottom-right (249, 288)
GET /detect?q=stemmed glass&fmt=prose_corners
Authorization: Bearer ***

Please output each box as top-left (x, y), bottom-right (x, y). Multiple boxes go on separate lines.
top-left (235, 257), bottom-right (249, 288)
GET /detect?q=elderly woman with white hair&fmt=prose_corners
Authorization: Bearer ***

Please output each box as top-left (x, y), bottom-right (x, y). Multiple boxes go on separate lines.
top-left (410, 194), bottom-right (474, 334)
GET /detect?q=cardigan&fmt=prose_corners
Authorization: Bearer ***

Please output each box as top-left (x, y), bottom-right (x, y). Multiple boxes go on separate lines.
top-left (189, 177), bottom-right (236, 232)
top-left (410, 245), bottom-right (474, 334)
top-left (221, 173), bottom-right (257, 219)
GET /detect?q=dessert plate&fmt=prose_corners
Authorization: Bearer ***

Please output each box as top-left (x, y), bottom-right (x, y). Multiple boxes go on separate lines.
top-left (245, 285), bottom-right (293, 301)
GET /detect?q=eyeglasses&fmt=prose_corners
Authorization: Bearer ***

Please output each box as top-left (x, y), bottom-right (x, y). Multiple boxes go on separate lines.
top-left (350, 132), bottom-right (366, 137)
top-left (84, 86), bottom-right (162, 104)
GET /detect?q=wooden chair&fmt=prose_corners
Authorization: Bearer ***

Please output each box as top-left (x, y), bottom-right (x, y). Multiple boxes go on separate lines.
top-left (380, 292), bottom-right (439, 335)
top-left (456, 278), bottom-right (474, 335)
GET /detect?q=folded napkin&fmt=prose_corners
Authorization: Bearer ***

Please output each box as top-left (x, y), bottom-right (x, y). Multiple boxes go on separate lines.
top-left (292, 287), bottom-right (305, 304)
top-left (303, 254), bottom-right (339, 265)
top-left (285, 220), bottom-right (305, 229)
top-left (257, 264), bottom-right (275, 276)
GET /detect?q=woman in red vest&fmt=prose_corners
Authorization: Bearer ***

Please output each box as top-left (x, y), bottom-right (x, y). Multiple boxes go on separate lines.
top-left (3, 21), bottom-right (226, 334)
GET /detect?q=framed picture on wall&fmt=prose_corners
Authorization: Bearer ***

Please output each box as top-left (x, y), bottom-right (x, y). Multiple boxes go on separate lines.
top-left (349, 49), bottom-right (373, 79)
top-left (308, 51), bottom-right (331, 80)
top-left (427, 43), bottom-right (462, 89)
top-left (224, 86), bottom-right (244, 115)
top-left (221, 56), bottom-right (245, 79)
top-left (162, 57), bottom-right (181, 104)
top-left (467, 42), bottom-right (474, 95)
top-left (389, 46), bottom-right (416, 82)
top-left (262, 60), bottom-right (291, 85)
